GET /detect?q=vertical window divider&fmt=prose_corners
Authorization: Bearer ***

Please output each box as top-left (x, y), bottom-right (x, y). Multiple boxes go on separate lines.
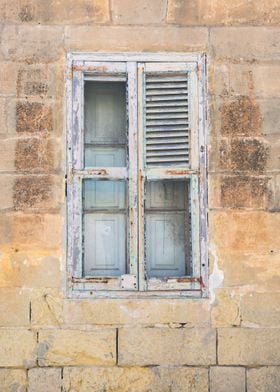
top-left (137, 63), bottom-right (146, 291)
top-left (127, 62), bottom-right (138, 284)
top-left (71, 68), bottom-right (84, 279)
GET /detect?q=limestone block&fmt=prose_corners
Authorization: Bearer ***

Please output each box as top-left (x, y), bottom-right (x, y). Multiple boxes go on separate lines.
top-left (0, 138), bottom-right (16, 171)
top-left (0, 212), bottom-right (62, 250)
top-left (16, 102), bottom-right (53, 133)
top-left (0, 62), bottom-right (17, 95)
top-left (62, 366), bottom-right (209, 392)
top-left (0, 288), bottom-right (30, 326)
top-left (63, 298), bottom-right (210, 326)
top-left (208, 63), bottom-right (230, 97)
top-left (211, 289), bottom-right (240, 327)
top-left (253, 65), bottom-right (280, 98)
top-left (217, 252), bottom-right (280, 291)
top-left (9, 213), bottom-right (61, 250)
top-left (13, 175), bottom-right (63, 211)
top-left (219, 176), bottom-right (268, 209)
top-left (28, 368), bottom-right (62, 392)
top-left (220, 97), bottom-right (262, 137)
top-left (0, 175), bottom-right (14, 210)
top-left (259, 98), bottom-right (280, 135)
top-left (207, 99), bottom-right (223, 140)
top-left (38, 329), bottom-right (116, 366)
top-left (230, 137), bottom-right (269, 173)
top-left (241, 292), bottom-right (280, 327)
top-left (227, 64), bottom-right (280, 100)
top-left (265, 135), bottom-right (280, 172)
top-left (0, 99), bottom-right (16, 137)
top-left (65, 26), bottom-right (208, 52)
top-left (0, 369), bottom-right (27, 392)
top-left (267, 174), bottom-right (280, 212)
top-left (1, 26), bottom-right (64, 63)
top-left (15, 137), bottom-right (61, 173)
top-left (247, 367), bottom-right (280, 392)
top-left (218, 328), bottom-right (280, 366)
top-left (227, 64), bottom-right (255, 97)
top-left (17, 68), bottom-right (48, 98)
top-left (118, 327), bottom-right (216, 366)
top-left (210, 367), bottom-right (245, 392)
top-left (0, 251), bottom-right (61, 289)
top-left (31, 290), bottom-right (63, 326)
top-left (16, 64), bottom-right (64, 100)
top-left (0, 98), bottom-right (8, 136)
top-left (0, 329), bottom-right (36, 367)
top-left (4, 0), bottom-right (110, 24)
top-left (210, 28), bottom-right (280, 61)
top-left (111, 0), bottom-right (166, 24)
top-left (167, 0), bottom-right (280, 25)
top-left (209, 211), bottom-right (280, 253)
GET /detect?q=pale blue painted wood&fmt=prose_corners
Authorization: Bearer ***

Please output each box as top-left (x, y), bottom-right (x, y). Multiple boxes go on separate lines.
top-left (83, 180), bottom-right (126, 210)
top-left (146, 213), bottom-right (186, 277)
top-left (83, 213), bottom-right (126, 276)
top-left (145, 180), bottom-right (188, 278)
top-left (85, 146), bottom-right (126, 168)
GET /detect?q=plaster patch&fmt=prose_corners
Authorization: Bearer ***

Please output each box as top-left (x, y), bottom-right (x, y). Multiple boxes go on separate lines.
top-left (209, 243), bottom-right (224, 305)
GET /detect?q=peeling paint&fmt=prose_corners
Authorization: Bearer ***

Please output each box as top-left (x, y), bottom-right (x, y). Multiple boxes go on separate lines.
top-left (209, 243), bottom-right (224, 305)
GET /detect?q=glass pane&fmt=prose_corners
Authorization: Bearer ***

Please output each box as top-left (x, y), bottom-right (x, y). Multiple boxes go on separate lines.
top-left (83, 180), bottom-right (126, 210)
top-left (145, 181), bottom-right (187, 209)
top-left (84, 81), bottom-right (126, 144)
top-left (85, 146), bottom-right (125, 167)
top-left (84, 81), bottom-right (127, 168)
top-left (145, 180), bottom-right (190, 278)
top-left (83, 180), bottom-right (127, 277)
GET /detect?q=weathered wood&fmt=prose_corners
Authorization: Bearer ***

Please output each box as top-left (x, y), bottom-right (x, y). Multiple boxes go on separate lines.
top-left (68, 52), bottom-right (203, 63)
top-left (66, 53), bottom-right (207, 298)
top-left (127, 62), bottom-right (138, 282)
top-left (137, 63), bottom-right (146, 291)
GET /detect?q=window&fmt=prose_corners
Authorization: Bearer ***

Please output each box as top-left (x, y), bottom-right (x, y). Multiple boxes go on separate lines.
top-left (66, 53), bottom-right (207, 298)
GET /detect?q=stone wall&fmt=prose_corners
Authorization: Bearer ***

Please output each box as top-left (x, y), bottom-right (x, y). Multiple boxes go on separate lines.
top-left (0, 0), bottom-right (280, 390)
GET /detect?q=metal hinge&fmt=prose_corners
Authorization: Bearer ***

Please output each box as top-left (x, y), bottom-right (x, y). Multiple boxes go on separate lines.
top-left (121, 274), bottom-right (137, 290)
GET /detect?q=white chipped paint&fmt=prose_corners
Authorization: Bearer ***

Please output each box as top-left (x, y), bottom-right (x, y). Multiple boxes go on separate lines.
top-left (209, 243), bottom-right (224, 305)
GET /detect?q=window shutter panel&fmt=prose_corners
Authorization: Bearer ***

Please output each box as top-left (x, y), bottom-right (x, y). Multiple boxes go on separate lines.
top-left (144, 68), bottom-right (190, 167)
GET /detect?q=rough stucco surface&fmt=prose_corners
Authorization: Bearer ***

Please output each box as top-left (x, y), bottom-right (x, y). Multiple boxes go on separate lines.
top-left (0, 0), bottom-right (279, 390)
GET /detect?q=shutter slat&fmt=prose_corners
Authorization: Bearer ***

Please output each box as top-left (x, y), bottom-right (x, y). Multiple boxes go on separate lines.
top-left (147, 150), bottom-right (188, 157)
top-left (146, 132), bottom-right (188, 138)
top-left (146, 102), bottom-right (188, 108)
top-left (145, 143), bottom-right (189, 150)
top-left (146, 138), bottom-right (188, 145)
top-left (147, 156), bottom-right (189, 163)
top-left (146, 107), bottom-right (188, 114)
top-left (146, 89), bottom-right (188, 96)
top-left (146, 82), bottom-right (188, 89)
top-left (145, 72), bottom-right (190, 166)
top-left (146, 95), bottom-right (188, 102)
top-left (147, 119), bottom-right (189, 126)
top-left (147, 113), bottom-right (188, 119)
top-left (147, 127), bottom-right (189, 133)
top-left (146, 76), bottom-right (188, 82)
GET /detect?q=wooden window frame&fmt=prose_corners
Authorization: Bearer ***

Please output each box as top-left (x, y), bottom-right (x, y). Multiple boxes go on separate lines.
top-left (66, 52), bottom-right (207, 299)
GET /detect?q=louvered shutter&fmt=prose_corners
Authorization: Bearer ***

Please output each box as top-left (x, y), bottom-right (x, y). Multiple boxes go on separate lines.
top-left (143, 63), bottom-right (193, 167)
top-left (138, 62), bottom-right (200, 290)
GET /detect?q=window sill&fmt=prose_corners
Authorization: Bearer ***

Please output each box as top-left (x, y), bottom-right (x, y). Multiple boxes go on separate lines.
top-left (68, 282), bottom-right (206, 299)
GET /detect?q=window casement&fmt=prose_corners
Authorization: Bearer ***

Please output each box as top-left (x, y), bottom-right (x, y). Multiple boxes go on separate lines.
top-left (66, 53), bottom-right (207, 298)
